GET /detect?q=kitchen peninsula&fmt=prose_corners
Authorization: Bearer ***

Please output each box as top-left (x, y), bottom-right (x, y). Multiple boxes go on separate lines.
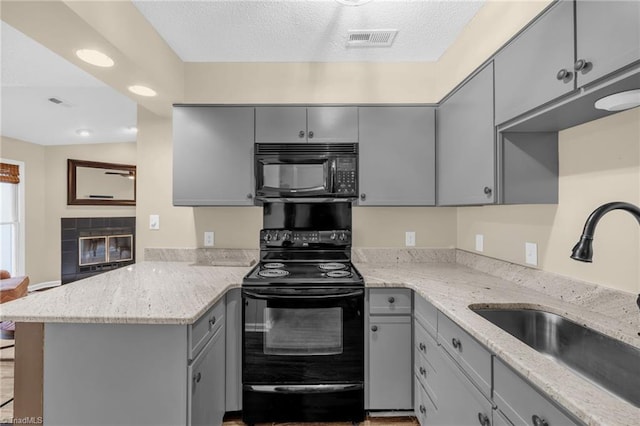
top-left (1, 249), bottom-right (638, 426)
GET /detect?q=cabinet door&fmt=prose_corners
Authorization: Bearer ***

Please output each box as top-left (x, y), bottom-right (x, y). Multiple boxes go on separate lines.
top-left (575, 0), bottom-right (640, 86)
top-left (225, 289), bottom-right (242, 411)
top-left (437, 63), bottom-right (495, 206)
top-left (173, 106), bottom-right (255, 206)
top-left (255, 106), bottom-right (307, 143)
top-left (307, 106), bottom-right (358, 143)
top-left (429, 346), bottom-right (493, 426)
top-left (368, 316), bottom-right (412, 410)
top-left (494, 1), bottom-right (575, 125)
top-left (188, 325), bottom-right (226, 426)
top-left (359, 107), bottom-right (435, 206)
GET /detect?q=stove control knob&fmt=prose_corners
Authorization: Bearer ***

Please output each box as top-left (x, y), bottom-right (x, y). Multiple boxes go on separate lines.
top-left (282, 232), bottom-right (291, 241)
top-left (339, 233), bottom-right (347, 241)
top-left (264, 233), bottom-right (272, 242)
top-left (273, 232), bottom-right (279, 241)
top-left (330, 233), bottom-right (337, 240)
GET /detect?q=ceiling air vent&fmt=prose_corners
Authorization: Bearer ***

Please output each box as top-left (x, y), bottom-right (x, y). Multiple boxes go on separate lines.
top-left (47, 97), bottom-right (73, 108)
top-left (347, 30), bottom-right (398, 47)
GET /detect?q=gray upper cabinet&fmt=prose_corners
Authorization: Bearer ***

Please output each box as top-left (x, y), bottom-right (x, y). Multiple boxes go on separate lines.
top-left (359, 107), bottom-right (435, 206)
top-left (575, 0), bottom-right (640, 86)
top-left (255, 106), bottom-right (358, 143)
top-left (494, 0), bottom-right (575, 125)
top-left (437, 62), bottom-right (495, 206)
top-left (173, 106), bottom-right (255, 206)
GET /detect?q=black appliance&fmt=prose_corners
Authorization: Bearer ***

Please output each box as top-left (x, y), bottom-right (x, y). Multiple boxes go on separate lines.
top-left (242, 202), bottom-right (365, 424)
top-left (254, 143), bottom-right (358, 201)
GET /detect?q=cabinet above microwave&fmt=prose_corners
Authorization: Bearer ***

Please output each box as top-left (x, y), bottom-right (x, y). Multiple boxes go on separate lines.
top-left (255, 106), bottom-right (358, 143)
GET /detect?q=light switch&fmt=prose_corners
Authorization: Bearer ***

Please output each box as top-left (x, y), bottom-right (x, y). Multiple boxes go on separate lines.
top-left (405, 231), bottom-right (416, 247)
top-left (204, 231), bottom-right (215, 247)
top-left (525, 242), bottom-right (538, 266)
top-left (149, 214), bottom-right (160, 230)
top-left (475, 234), bottom-right (484, 252)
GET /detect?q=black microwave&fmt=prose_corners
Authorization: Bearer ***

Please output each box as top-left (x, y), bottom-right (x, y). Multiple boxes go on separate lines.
top-left (255, 143), bottom-right (358, 201)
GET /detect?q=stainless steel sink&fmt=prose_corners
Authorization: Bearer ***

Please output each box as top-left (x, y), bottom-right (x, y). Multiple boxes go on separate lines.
top-left (472, 307), bottom-right (640, 408)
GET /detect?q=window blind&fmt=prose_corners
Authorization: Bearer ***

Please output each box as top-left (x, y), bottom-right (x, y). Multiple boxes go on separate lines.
top-left (0, 163), bottom-right (20, 184)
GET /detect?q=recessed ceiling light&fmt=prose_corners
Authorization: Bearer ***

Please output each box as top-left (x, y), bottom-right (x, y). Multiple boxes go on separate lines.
top-left (125, 126), bottom-right (138, 134)
top-left (336, 0), bottom-right (372, 6)
top-left (594, 89), bottom-right (640, 111)
top-left (128, 85), bottom-right (157, 97)
top-left (75, 49), bottom-right (114, 67)
top-left (76, 129), bottom-right (92, 137)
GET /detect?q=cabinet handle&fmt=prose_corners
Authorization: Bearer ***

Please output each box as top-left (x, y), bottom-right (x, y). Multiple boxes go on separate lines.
top-left (483, 186), bottom-right (492, 196)
top-left (371, 325), bottom-right (378, 332)
top-left (574, 58), bottom-right (591, 72)
top-left (194, 372), bottom-right (202, 383)
top-left (308, 131), bottom-right (314, 139)
top-left (388, 296), bottom-right (395, 304)
top-left (209, 316), bottom-right (216, 327)
top-left (478, 413), bottom-right (491, 426)
top-left (532, 415), bottom-right (549, 426)
top-left (419, 366), bottom-right (426, 376)
top-left (451, 337), bottom-right (462, 350)
top-left (419, 342), bottom-right (426, 352)
top-left (419, 404), bottom-right (426, 414)
top-left (299, 130), bottom-right (305, 138)
top-left (556, 68), bottom-right (573, 81)
top-left (360, 193), bottom-right (366, 201)
top-left (247, 193), bottom-right (253, 199)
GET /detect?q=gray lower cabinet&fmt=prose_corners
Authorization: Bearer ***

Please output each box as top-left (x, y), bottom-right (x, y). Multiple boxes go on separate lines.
top-left (225, 288), bottom-right (242, 412)
top-left (494, 1), bottom-right (575, 125)
top-left (437, 62), bottom-right (495, 206)
top-left (189, 324), bottom-right (226, 426)
top-left (575, 0), bottom-right (640, 86)
top-left (43, 300), bottom-right (227, 426)
top-left (255, 106), bottom-right (358, 143)
top-left (358, 107), bottom-right (436, 206)
top-left (368, 288), bottom-right (413, 411)
top-left (173, 106), bottom-right (255, 206)
top-left (493, 358), bottom-right (579, 426)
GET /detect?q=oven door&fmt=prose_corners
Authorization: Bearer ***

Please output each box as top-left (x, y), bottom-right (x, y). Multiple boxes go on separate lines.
top-left (255, 157), bottom-right (335, 199)
top-left (242, 287), bottom-right (364, 384)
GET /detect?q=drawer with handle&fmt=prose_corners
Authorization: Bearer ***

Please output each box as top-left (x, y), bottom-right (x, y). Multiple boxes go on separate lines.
top-left (188, 299), bottom-right (225, 360)
top-left (494, 357), bottom-right (579, 426)
top-left (414, 379), bottom-right (438, 426)
top-left (369, 288), bottom-right (412, 315)
top-left (437, 311), bottom-right (492, 399)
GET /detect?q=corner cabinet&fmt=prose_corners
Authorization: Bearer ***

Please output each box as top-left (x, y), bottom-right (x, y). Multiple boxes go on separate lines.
top-left (173, 106), bottom-right (255, 206)
top-left (494, 1), bottom-right (575, 125)
top-left (437, 62), bottom-right (495, 206)
top-left (359, 107), bottom-right (436, 206)
top-left (255, 106), bottom-right (358, 143)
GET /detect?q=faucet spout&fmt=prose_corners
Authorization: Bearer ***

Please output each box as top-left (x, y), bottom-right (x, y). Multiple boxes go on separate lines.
top-left (570, 201), bottom-right (640, 262)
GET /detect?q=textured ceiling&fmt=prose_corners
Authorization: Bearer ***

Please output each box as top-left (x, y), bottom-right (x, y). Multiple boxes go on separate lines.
top-left (1, 22), bottom-right (137, 146)
top-left (132, 0), bottom-right (485, 62)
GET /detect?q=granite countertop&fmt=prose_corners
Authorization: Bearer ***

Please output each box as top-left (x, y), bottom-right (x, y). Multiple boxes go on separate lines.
top-left (1, 249), bottom-right (638, 424)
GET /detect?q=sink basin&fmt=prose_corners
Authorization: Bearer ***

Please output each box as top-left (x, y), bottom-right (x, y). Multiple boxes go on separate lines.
top-left (472, 307), bottom-right (640, 408)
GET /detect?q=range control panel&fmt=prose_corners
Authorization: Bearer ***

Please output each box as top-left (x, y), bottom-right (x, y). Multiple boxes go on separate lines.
top-left (261, 229), bottom-right (351, 247)
top-left (335, 157), bottom-right (357, 195)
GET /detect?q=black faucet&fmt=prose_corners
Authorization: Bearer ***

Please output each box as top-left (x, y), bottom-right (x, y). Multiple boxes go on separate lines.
top-left (570, 201), bottom-right (640, 310)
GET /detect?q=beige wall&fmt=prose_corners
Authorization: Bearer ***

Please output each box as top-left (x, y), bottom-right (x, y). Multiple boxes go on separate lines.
top-left (457, 108), bottom-right (640, 294)
top-left (1, 136), bottom-right (136, 283)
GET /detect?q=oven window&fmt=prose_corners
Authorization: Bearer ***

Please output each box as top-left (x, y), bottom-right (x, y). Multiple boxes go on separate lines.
top-left (264, 307), bottom-right (343, 356)
top-left (262, 164), bottom-right (326, 191)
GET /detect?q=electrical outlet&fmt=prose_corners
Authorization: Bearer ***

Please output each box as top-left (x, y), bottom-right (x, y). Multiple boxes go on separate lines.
top-left (149, 214), bottom-right (160, 230)
top-left (204, 231), bottom-right (215, 247)
top-left (475, 234), bottom-right (484, 252)
top-left (525, 242), bottom-right (538, 266)
top-left (405, 231), bottom-right (416, 247)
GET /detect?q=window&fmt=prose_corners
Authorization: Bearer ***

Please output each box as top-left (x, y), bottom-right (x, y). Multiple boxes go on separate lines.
top-left (0, 160), bottom-right (25, 276)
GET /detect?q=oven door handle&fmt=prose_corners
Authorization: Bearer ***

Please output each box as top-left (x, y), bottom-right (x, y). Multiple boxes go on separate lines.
top-left (242, 289), bottom-right (364, 300)
top-left (246, 384), bottom-right (363, 394)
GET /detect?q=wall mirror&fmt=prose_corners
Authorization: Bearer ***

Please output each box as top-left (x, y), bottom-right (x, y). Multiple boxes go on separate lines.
top-left (67, 159), bottom-right (136, 206)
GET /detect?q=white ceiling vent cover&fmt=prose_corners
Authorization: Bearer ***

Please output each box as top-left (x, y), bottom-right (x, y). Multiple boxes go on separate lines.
top-left (347, 30), bottom-right (398, 47)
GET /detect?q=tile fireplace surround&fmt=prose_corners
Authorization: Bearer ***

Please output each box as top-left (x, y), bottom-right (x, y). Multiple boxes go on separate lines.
top-left (61, 217), bottom-right (135, 284)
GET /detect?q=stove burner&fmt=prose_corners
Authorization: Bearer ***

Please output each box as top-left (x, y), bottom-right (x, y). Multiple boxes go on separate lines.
top-left (318, 263), bottom-right (347, 271)
top-left (257, 269), bottom-right (289, 278)
top-left (326, 270), bottom-right (352, 278)
top-left (263, 262), bottom-right (286, 269)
